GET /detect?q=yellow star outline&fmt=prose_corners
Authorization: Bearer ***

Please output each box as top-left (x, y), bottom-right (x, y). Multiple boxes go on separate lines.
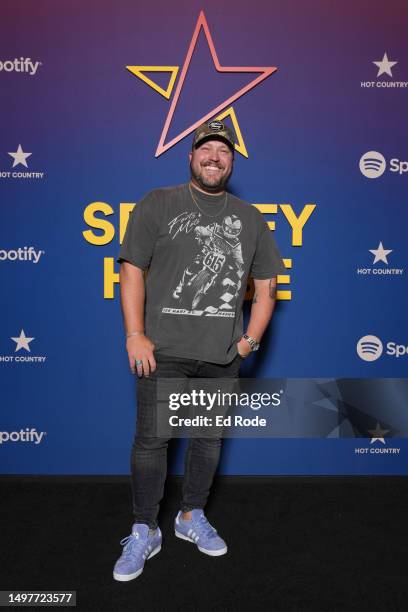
top-left (214, 107), bottom-right (248, 158)
top-left (126, 66), bottom-right (179, 100)
top-left (125, 64), bottom-right (249, 156)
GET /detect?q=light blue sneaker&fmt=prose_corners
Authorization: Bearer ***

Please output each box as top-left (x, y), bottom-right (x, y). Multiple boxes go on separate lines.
top-left (113, 523), bottom-right (162, 582)
top-left (174, 509), bottom-right (227, 556)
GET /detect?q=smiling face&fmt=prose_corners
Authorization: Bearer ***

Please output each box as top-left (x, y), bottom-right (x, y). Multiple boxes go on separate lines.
top-left (189, 138), bottom-right (234, 194)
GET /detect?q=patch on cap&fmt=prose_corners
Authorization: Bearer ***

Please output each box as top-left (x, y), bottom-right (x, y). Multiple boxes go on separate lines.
top-left (208, 120), bottom-right (224, 132)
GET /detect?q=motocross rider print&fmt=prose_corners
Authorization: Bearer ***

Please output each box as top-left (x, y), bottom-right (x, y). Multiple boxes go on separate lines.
top-left (162, 211), bottom-right (245, 317)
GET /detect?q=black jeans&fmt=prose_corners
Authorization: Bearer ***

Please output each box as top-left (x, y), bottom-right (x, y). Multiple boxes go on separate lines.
top-left (130, 352), bottom-right (243, 529)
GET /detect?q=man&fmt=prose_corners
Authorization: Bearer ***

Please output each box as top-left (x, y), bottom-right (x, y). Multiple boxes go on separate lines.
top-left (113, 120), bottom-right (285, 581)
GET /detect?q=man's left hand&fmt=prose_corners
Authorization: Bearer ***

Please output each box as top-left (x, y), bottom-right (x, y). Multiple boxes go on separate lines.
top-left (236, 338), bottom-right (251, 358)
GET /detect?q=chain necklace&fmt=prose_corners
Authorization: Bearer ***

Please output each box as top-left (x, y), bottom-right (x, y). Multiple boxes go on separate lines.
top-left (188, 182), bottom-right (228, 218)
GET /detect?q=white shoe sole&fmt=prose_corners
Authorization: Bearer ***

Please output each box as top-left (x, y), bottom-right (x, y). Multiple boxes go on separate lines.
top-left (113, 544), bottom-right (161, 582)
top-left (174, 530), bottom-right (227, 556)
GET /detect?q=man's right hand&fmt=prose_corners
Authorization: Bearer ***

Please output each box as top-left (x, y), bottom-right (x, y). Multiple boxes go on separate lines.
top-left (126, 334), bottom-right (156, 377)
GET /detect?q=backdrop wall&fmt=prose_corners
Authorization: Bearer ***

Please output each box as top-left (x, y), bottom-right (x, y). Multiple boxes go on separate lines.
top-left (1, 0), bottom-right (407, 475)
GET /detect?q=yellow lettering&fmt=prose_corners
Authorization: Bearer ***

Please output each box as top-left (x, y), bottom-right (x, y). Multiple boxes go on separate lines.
top-left (83, 202), bottom-right (115, 245)
top-left (276, 290), bottom-right (291, 300)
top-left (253, 204), bottom-right (278, 230)
top-left (277, 258), bottom-right (292, 299)
top-left (119, 203), bottom-right (136, 244)
top-left (104, 257), bottom-right (119, 298)
top-left (81, 199), bottom-right (314, 303)
top-left (280, 204), bottom-right (316, 246)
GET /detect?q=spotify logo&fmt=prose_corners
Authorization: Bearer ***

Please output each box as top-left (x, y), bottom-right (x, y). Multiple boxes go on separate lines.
top-left (357, 335), bottom-right (383, 361)
top-left (357, 335), bottom-right (408, 361)
top-left (359, 151), bottom-right (386, 178)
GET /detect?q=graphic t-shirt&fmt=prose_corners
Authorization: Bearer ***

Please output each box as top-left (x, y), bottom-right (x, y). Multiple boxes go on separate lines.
top-left (118, 183), bottom-right (285, 364)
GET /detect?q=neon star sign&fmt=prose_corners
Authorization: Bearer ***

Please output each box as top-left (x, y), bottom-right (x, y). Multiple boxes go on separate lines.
top-left (126, 10), bottom-right (277, 158)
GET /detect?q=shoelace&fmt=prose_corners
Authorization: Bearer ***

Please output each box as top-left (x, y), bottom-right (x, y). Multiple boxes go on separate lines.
top-left (197, 515), bottom-right (218, 539)
top-left (119, 533), bottom-right (146, 558)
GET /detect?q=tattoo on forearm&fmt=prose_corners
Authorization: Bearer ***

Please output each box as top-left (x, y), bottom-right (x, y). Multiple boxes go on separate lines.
top-left (268, 280), bottom-right (277, 299)
top-left (252, 292), bottom-right (258, 304)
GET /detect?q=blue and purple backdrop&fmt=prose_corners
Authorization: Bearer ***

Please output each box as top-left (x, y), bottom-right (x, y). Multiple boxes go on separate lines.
top-left (1, 0), bottom-right (407, 475)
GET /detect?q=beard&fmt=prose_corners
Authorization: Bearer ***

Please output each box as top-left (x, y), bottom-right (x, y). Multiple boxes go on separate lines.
top-left (190, 161), bottom-right (233, 193)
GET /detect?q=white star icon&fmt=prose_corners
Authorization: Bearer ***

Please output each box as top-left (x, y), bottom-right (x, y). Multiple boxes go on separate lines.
top-left (8, 144), bottom-right (32, 168)
top-left (373, 52), bottom-right (397, 77)
top-left (368, 422), bottom-right (389, 444)
top-left (11, 329), bottom-right (35, 352)
top-left (369, 242), bottom-right (393, 264)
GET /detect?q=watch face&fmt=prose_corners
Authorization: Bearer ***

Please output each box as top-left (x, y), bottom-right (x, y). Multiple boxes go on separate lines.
top-left (244, 335), bottom-right (258, 351)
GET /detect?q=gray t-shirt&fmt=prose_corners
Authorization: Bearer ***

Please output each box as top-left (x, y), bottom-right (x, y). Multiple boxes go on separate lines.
top-left (118, 183), bottom-right (285, 364)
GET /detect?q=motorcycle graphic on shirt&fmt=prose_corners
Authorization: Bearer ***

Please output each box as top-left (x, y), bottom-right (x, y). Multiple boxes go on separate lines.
top-left (169, 214), bottom-right (245, 316)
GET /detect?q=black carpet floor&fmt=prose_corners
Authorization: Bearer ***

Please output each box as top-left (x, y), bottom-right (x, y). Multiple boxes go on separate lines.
top-left (1, 476), bottom-right (407, 611)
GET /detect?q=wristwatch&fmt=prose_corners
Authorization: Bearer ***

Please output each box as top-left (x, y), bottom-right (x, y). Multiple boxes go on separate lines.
top-left (242, 334), bottom-right (260, 352)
